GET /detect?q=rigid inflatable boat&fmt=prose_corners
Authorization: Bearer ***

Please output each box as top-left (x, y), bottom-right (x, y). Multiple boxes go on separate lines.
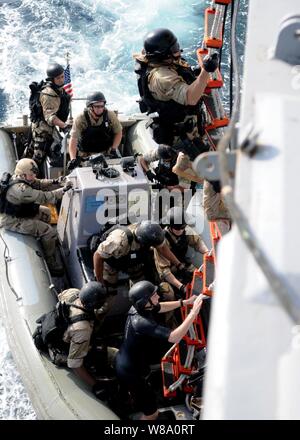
top-left (0, 113), bottom-right (211, 420)
top-left (0, 0), bottom-right (235, 420)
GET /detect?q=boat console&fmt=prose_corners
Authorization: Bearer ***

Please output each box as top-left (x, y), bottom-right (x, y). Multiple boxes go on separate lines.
top-left (57, 155), bottom-right (150, 289)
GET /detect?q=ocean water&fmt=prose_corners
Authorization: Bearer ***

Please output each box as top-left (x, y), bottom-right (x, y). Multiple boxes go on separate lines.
top-left (0, 0), bottom-right (248, 419)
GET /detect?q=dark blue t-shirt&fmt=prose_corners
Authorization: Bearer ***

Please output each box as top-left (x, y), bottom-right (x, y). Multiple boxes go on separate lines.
top-left (117, 306), bottom-right (172, 375)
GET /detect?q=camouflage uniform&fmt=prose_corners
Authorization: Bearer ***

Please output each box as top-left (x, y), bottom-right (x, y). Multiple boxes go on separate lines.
top-left (203, 180), bottom-right (231, 235)
top-left (134, 53), bottom-right (201, 146)
top-left (95, 224), bottom-right (145, 286)
top-left (0, 177), bottom-right (64, 260)
top-left (58, 288), bottom-right (94, 369)
top-left (70, 108), bottom-right (122, 158)
top-left (95, 224), bottom-right (159, 321)
top-left (147, 57), bottom-right (200, 135)
top-left (30, 85), bottom-right (68, 165)
top-left (153, 225), bottom-right (208, 280)
top-left (142, 56), bottom-right (190, 106)
top-left (146, 58), bottom-right (209, 179)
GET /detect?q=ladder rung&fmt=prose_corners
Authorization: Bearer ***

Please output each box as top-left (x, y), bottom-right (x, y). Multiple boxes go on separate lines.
top-left (214, 0), bottom-right (232, 5)
top-left (203, 254), bottom-right (215, 288)
top-left (205, 117), bottom-right (230, 131)
top-left (191, 270), bottom-right (203, 296)
top-left (204, 8), bottom-right (223, 49)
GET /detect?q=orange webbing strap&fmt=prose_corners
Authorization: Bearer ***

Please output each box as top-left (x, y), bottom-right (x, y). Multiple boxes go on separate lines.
top-left (209, 221), bottom-right (223, 264)
top-left (45, 203), bottom-right (59, 224)
top-left (161, 281), bottom-right (206, 398)
top-left (204, 128), bottom-right (219, 150)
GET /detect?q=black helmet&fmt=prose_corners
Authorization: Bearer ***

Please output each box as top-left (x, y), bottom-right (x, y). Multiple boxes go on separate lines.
top-left (157, 144), bottom-right (177, 160)
top-left (135, 221), bottom-right (165, 247)
top-left (79, 282), bottom-right (107, 312)
top-left (129, 280), bottom-right (157, 313)
top-left (166, 206), bottom-right (187, 230)
top-left (143, 28), bottom-right (180, 60)
top-left (46, 63), bottom-right (64, 79)
top-left (86, 92), bottom-right (106, 107)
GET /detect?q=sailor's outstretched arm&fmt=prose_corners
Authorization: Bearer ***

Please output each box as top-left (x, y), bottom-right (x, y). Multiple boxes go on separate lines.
top-left (156, 242), bottom-right (182, 268)
top-left (186, 53), bottom-right (219, 106)
top-left (93, 252), bottom-right (104, 283)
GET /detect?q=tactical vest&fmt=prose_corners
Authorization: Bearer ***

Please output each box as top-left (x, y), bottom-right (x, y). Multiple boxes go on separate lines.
top-left (135, 59), bottom-right (205, 144)
top-left (40, 82), bottom-right (71, 123)
top-left (101, 225), bottom-right (145, 271)
top-left (165, 228), bottom-right (189, 262)
top-left (33, 291), bottom-right (92, 357)
top-left (2, 179), bottom-right (40, 218)
top-left (154, 157), bottom-right (179, 187)
top-left (79, 109), bottom-right (114, 153)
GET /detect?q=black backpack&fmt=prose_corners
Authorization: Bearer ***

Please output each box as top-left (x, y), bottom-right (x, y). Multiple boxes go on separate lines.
top-left (29, 80), bottom-right (46, 123)
top-left (33, 299), bottom-right (91, 356)
top-left (0, 172), bottom-right (12, 214)
top-left (0, 173), bottom-right (33, 214)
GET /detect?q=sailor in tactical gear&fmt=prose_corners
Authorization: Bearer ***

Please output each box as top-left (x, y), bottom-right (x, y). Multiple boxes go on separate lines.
top-left (134, 28), bottom-right (219, 146)
top-left (203, 179), bottom-right (231, 235)
top-left (139, 144), bottom-right (189, 222)
top-left (57, 282), bottom-right (117, 396)
top-left (154, 207), bottom-right (208, 296)
top-left (0, 158), bottom-right (73, 276)
top-left (139, 144), bottom-right (180, 189)
top-left (27, 63), bottom-right (71, 167)
top-left (116, 280), bottom-right (203, 420)
top-left (67, 91), bottom-right (122, 171)
top-left (93, 221), bottom-right (185, 322)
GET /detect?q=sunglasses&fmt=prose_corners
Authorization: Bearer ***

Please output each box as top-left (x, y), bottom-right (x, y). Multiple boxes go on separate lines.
top-left (170, 41), bottom-right (180, 54)
top-left (171, 225), bottom-right (186, 231)
top-left (93, 104), bottom-right (105, 109)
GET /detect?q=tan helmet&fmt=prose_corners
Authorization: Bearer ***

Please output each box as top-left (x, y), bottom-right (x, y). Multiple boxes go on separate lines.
top-left (15, 158), bottom-right (39, 177)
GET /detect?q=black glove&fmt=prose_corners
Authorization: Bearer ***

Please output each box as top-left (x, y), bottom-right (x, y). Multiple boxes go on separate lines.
top-left (179, 284), bottom-right (187, 295)
top-left (92, 382), bottom-right (107, 401)
top-left (146, 169), bottom-right (157, 182)
top-left (52, 176), bottom-right (65, 185)
top-left (63, 180), bottom-right (73, 192)
top-left (177, 267), bottom-right (194, 284)
top-left (203, 53), bottom-right (219, 73)
top-left (183, 117), bottom-right (197, 134)
top-left (67, 157), bottom-right (81, 171)
top-left (109, 148), bottom-right (122, 158)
